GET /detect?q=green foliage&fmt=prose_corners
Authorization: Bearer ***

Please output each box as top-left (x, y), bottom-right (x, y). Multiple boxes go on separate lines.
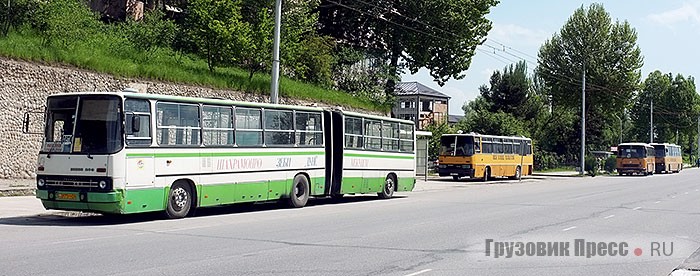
top-left (425, 122), bottom-right (455, 161)
top-left (1, 0), bottom-right (34, 36)
top-left (31, 0), bottom-right (101, 46)
top-left (186, 0), bottom-right (246, 71)
top-left (332, 46), bottom-right (398, 106)
top-left (318, 0), bottom-right (499, 96)
top-left (584, 155), bottom-right (599, 176)
top-left (534, 151), bottom-right (564, 171)
top-left (457, 110), bottom-right (529, 137)
top-left (122, 9), bottom-right (178, 56)
top-left (630, 71), bottom-right (700, 153)
top-left (604, 156), bottom-right (616, 173)
top-left (538, 3), bottom-right (644, 152)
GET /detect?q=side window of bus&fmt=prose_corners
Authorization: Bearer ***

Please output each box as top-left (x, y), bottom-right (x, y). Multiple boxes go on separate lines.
top-left (296, 112), bottom-right (323, 146)
top-left (156, 102), bottom-right (200, 146)
top-left (264, 109), bottom-right (294, 146)
top-left (202, 105), bottom-right (234, 146)
top-left (474, 137), bottom-right (481, 153)
top-left (399, 123), bottom-right (414, 152)
top-left (482, 138), bottom-right (492, 154)
top-left (381, 121), bottom-right (399, 152)
top-left (364, 119), bottom-right (382, 150)
top-left (125, 99), bottom-right (151, 146)
top-left (235, 108), bottom-right (262, 146)
top-left (526, 141), bottom-right (532, 155)
top-left (345, 117), bottom-right (363, 149)
top-left (504, 139), bottom-right (513, 154)
top-left (495, 139), bottom-right (503, 154)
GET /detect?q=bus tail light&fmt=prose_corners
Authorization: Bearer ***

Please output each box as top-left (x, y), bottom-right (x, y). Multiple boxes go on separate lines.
top-left (97, 168), bottom-right (106, 173)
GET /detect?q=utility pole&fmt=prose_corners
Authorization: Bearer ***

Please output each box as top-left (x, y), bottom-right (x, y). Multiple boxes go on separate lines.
top-left (269, 0), bottom-right (282, 104)
top-left (581, 62), bottom-right (586, 175)
top-left (650, 96), bottom-right (653, 143)
top-left (697, 116), bottom-right (699, 166)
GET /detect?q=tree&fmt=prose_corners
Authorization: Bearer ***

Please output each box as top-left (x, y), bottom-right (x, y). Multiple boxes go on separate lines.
top-left (480, 61), bottom-right (530, 116)
top-left (318, 0), bottom-right (499, 96)
top-left (122, 9), bottom-right (178, 58)
top-left (424, 121), bottom-right (454, 161)
top-left (631, 71), bottom-right (700, 153)
top-left (538, 3), bottom-right (643, 152)
top-left (186, 0), bottom-right (246, 71)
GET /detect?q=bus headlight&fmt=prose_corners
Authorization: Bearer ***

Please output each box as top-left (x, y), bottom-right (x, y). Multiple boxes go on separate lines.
top-left (98, 180), bottom-right (107, 189)
top-left (37, 179), bottom-right (45, 187)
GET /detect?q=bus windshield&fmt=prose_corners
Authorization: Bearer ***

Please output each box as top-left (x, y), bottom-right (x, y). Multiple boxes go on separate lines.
top-left (618, 146), bottom-right (647, 158)
top-left (440, 136), bottom-right (474, 156)
top-left (652, 145), bottom-right (665, 157)
top-left (42, 95), bottom-right (123, 154)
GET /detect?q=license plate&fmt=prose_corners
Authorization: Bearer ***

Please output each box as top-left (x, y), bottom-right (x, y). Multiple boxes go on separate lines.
top-left (57, 192), bottom-right (77, 201)
top-left (450, 173), bottom-right (459, 176)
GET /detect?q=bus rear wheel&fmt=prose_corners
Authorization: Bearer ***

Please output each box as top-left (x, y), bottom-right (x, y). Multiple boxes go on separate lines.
top-left (288, 175), bottom-right (310, 208)
top-left (509, 166), bottom-right (521, 180)
top-left (378, 175), bottom-right (395, 199)
top-left (482, 167), bottom-right (490, 182)
top-left (165, 182), bottom-right (192, 219)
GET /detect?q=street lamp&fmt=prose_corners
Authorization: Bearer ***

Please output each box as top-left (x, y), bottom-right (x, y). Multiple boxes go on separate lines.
top-left (580, 44), bottom-right (629, 175)
top-left (270, 0), bottom-right (282, 104)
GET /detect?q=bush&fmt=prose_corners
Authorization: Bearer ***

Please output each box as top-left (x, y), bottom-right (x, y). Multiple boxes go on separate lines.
top-left (534, 151), bottom-right (562, 171)
top-left (604, 156), bottom-right (616, 174)
top-left (584, 155), bottom-right (599, 177)
top-left (32, 0), bottom-right (101, 46)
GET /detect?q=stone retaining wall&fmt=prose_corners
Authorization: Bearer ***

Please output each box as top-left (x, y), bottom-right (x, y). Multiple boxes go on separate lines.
top-left (0, 57), bottom-right (377, 179)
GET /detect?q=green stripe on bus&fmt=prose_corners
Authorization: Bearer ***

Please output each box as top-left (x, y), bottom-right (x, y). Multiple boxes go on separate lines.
top-left (126, 151), bottom-right (325, 158)
top-left (343, 153), bottom-right (414, 160)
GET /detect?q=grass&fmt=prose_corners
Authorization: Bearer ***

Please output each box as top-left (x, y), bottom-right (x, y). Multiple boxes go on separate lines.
top-left (535, 166), bottom-right (577, 173)
top-left (0, 29), bottom-right (385, 112)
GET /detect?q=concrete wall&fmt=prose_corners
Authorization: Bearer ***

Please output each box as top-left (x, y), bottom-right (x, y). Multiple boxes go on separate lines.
top-left (0, 58), bottom-right (372, 179)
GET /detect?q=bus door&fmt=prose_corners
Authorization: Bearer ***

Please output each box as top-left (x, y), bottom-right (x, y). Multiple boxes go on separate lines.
top-left (323, 110), bottom-right (344, 196)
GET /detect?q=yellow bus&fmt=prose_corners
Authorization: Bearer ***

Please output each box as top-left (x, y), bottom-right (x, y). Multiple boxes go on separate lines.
top-left (616, 143), bottom-right (655, 176)
top-left (437, 133), bottom-right (533, 181)
top-left (651, 143), bottom-right (682, 174)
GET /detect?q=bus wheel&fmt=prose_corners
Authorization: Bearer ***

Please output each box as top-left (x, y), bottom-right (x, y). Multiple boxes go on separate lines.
top-left (509, 166), bottom-right (521, 180)
top-left (452, 176), bottom-right (460, 181)
top-left (165, 182), bottom-right (192, 219)
top-left (378, 175), bottom-right (395, 199)
top-left (288, 175), bottom-right (310, 208)
top-left (482, 167), bottom-right (490, 182)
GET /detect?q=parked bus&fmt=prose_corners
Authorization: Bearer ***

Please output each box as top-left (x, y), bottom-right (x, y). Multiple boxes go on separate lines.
top-left (616, 143), bottom-right (655, 176)
top-left (28, 90), bottom-right (416, 218)
top-left (436, 133), bottom-right (533, 181)
top-left (651, 143), bottom-right (682, 174)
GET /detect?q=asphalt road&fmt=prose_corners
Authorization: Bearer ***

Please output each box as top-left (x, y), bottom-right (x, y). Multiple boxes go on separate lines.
top-left (1, 170), bottom-right (700, 276)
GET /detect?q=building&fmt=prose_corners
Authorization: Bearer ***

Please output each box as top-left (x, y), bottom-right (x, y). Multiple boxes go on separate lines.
top-left (393, 82), bottom-right (450, 130)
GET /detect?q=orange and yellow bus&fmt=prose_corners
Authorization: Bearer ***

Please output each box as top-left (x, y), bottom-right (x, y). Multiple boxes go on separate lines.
top-left (651, 143), bottom-right (682, 174)
top-left (437, 133), bottom-right (533, 181)
top-left (616, 143), bottom-right (655, 176)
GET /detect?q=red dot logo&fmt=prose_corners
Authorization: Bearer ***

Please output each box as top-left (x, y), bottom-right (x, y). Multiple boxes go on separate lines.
top-left (634, 248), bottom-right (643, 256)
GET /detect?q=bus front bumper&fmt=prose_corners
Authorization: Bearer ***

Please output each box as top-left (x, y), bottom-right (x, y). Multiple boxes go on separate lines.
top-left (36, 190), bottom-right (123, 214)
top-left (438, 167), bottom-right (475, 178)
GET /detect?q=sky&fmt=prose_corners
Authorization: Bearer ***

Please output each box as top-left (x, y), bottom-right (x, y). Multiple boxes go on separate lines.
top-left (401, 1), bottom-right (700, 115)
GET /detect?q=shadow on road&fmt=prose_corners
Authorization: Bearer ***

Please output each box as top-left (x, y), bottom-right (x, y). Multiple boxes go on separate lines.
top-left (0, 195), bottom-right (405, 227)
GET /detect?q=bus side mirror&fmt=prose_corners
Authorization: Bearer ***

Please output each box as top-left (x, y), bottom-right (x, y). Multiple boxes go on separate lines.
top-left (131, 116), bottom-right (140, 133)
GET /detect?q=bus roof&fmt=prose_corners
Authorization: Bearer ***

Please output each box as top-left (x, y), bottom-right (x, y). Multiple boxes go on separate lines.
top-left (618, 142), bottom-right (652, 147)
top-left (341, 110), bottom-right (414, 125)
top-left (442, 133), bottom-right (531, 141)
top-left (48, 91), bottom-right (416, 125)
top-left (48, 91), bottom-right (326, 112)
top-left (650, 143), bottom-right (681, 147)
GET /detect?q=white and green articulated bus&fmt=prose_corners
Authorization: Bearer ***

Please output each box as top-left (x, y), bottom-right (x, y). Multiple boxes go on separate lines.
top-left (30, 90), bottom-right (416, 218)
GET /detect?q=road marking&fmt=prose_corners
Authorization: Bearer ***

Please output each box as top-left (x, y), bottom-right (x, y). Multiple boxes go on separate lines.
top-left (604, 215), bottom-right (615, 219)
top-left (633, 207), bottom-right (642, 210)
top-left (562, 226), bottom-right (577, 232)
top-left (404, 269), bottom-right (432, 276)
top-left (654, 201), bottom-right (661, 204)
top-left (685, 192), bottom-right (689, 195)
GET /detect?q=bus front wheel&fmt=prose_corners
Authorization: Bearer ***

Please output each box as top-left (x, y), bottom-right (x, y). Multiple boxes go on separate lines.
top-left (509, 166), bottom-right (521, 180)
top-left (288, 175), bottom-right (310, 208)
top-left (165, 181), bottom-right (193, 219)
top-left (378, 175), bottom-right (395, 199)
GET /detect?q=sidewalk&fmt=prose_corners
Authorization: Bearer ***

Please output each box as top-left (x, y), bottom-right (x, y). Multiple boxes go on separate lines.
top-left (0, 179), bottom-right (35, 197)
top-left (532, 170), bottom-right (581, 177)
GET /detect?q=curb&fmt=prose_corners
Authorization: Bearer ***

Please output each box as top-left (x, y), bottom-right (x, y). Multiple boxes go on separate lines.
top-left (0, 189), bottom-right (36, 197)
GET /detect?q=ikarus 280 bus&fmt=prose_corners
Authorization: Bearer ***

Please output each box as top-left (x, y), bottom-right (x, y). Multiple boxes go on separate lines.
top-left (29, 90), bottom-right (416, 218)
